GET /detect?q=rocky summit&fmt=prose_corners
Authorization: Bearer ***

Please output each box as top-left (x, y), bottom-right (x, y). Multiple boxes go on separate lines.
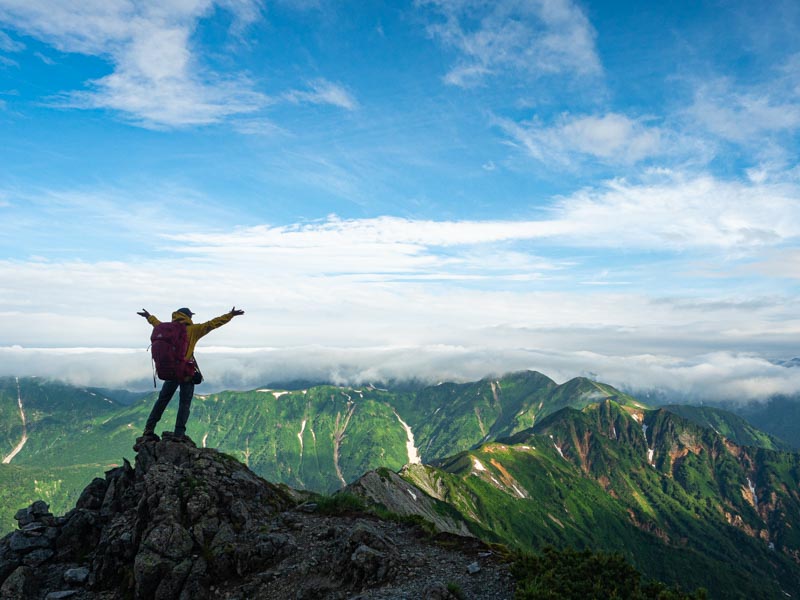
top-left (0, 434), bottom-right (513, 599)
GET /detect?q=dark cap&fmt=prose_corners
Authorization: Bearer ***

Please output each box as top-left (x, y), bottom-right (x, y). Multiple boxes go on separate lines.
top-left (176, 307), bottom-right (194, 317)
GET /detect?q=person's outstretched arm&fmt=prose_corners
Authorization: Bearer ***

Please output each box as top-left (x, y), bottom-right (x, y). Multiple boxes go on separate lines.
top-left (137, 309), bottom-right (161, 327)
top-left (194, 306), bottom-right (244, 338)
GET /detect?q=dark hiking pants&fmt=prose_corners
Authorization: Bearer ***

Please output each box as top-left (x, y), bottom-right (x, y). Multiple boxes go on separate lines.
top-left (145, 380), bottom-right (195, 435)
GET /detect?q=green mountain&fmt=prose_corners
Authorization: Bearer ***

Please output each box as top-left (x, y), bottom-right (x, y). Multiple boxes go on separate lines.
top-left (661, 404), bottom-right (792, 451)
top-left (3, 372), bottom-right (800, 597)
top-left (735, 395), bottom-right (800, 449)
top-left (0, 377), bottom-right (129, 530)
top-left (390, 371), bottom-right (646, 460)
top-left (373, 400), bottom-right (800, 597)
top-left (0, 371), bottom-right (649, 502)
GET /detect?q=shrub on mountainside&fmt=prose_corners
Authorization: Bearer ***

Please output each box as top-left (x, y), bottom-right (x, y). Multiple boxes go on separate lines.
top-left (512, 547), bottom-right (707, 600)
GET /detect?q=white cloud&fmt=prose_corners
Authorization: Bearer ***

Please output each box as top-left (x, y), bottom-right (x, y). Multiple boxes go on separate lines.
top-left (0, 28), bottom-right (23, 52)
top-left (233, 117), bottom-right (286, 136)
top-left (0, 0), bottom-right (267, 127)
top-left (550, 174), bottom-right (800, 251)
top-left (687, 74), bottom-right (800, 148)
top-left (33, 50), bottom-right (54, 64)
top-left (166, 173), bottom-right (800, 253)
top-left (586, 352), bottom-right (800, 404)
top-left (418, 0), bottom-right (601, 87)
top-left (1, 345), bottom-right (798, 403)
top-left (284, 79), bottom-right (359, 111)
top-left (1, 173), bottom-right (799, 398)
top-left (0, 250), bottom-right (797, 401)
top-left (743, 248), bottom-right (800, 279)
top-left (498, 112), bottom-right (665, 166)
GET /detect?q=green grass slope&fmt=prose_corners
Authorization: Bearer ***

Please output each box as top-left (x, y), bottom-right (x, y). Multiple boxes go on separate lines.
top-left (662, 404), bottom-right (792, 451)
top-left (736, 395), bottom-right (800, 449)
top-left (391, 370), bottom-right (647, 462)
top-left (518, 402), bottom-right (799, 597)
top-left (390, 400), bottom-right (800, 597)
top-left (402, 439), bottom-right (770, 597)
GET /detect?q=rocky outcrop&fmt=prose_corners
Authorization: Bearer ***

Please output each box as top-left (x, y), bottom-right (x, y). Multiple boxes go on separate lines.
top-left (0, 434), bottom-right (513, 599)
top-left (346, 468), bottom-right (475, 538)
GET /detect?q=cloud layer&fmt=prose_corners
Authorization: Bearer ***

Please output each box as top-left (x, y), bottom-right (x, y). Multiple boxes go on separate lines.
top-left (2, 345), bottom-right (798, 405)
top-left (1, 171), bottom-right (798, 401)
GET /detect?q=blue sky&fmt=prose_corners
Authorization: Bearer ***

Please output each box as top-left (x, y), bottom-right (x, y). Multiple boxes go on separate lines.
top-left (0, 0), bottom-right (799, 399)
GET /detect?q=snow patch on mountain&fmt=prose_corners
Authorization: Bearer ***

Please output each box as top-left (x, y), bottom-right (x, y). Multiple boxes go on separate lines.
top-left (393, 410), bottom-right (421, 465)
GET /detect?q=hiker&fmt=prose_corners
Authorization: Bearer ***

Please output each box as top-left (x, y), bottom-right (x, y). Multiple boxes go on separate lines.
top-left (137, 306), bottom-right (244, 440)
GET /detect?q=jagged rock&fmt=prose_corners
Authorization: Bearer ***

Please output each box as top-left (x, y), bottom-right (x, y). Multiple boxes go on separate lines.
top-left (23, 548), bottom-right (55, 567)
top-left (9, 530), bottom-right (52, 553)
top-left (63, 567), bottom-right (89, 584)
top-left (0, 566), bottom-right (33, 599)
top-left (423, 581), bottom-right (460, 600)
top-left (0, 436), bottom-right (514, 599)
top-left (14, 501), bottom-right (54, 529)
top-left (55, 509), bottom-right (99, 557)
top-left (76, 478), bottom-right (107, 511)
top-left (44, 592), bottom-right (78, 599)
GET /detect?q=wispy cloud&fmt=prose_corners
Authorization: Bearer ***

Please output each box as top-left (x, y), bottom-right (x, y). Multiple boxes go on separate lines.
top-left (688, 77), bottom-right (800, 144)
top-left (741, 248), bottom-right (800, 280)
top-left (232, 117), bottom-right (286, 136)
top-left (550, 173), bottom-right (800, 251)
top-left (0, 28), bottom-right (23, 52)
top-left (684, 59), bottom-right (800, 172)
top-left (33, 50), bottom-right (54, 64)
top-left (497, 112), bottom-right (668, 166)
top-left (284, 78), bottom-right (359, 110)
top-left (168, 173), bottom-right (800, 254)
top-left (0, 0), bottom-right (267, 127)
top-left (6, 170), bottom-right (797, 269)
top-left (418, 0), bottom-right (601, 87)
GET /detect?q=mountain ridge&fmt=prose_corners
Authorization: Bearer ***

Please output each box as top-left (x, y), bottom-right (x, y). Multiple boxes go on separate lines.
top-left (358, 399), bottom-right (800, 597)
top-left (2, 372), bottom-right (799, 597)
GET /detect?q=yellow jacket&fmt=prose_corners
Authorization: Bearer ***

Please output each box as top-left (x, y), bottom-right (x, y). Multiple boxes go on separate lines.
top-left (146, 310), bottom-right (235, 360)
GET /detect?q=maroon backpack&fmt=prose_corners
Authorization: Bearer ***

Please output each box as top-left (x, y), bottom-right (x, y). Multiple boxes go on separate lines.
top-left (150, 321), bottom-right (195, 382)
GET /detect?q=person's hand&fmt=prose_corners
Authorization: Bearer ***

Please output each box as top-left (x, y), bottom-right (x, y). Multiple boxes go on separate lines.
top-left (230, 306), bottom-right (245, 316)
top-left (137, 309), bottom-right (151, 318)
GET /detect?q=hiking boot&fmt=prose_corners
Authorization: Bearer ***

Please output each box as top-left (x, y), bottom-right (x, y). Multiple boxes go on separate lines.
top-left (162, 431), bottom-right (196, 446)
top-left (133, 430), bottom-right (160, 452)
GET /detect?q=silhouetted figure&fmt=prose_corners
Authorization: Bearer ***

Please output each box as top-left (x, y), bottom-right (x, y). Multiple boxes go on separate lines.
top-left (137, 306), bottom-right (244, 440)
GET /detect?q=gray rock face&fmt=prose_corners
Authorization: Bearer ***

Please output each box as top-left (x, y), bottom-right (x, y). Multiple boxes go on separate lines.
top-left (0, 435), bottom-right (514, 599)
top-left (44, 592), bottom-right (78, 599)
top-left (345, 469), bottom-right (475, 538)
top-left (63, 567), bottom-right (89, 585)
